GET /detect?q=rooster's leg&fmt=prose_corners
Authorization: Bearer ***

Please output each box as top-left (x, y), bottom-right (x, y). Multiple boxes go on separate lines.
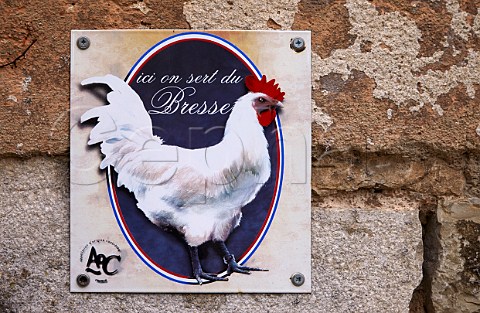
top-left (189, 246), bottom-right (228, 284)
top-left (215, 241), bottom-right (268, 275)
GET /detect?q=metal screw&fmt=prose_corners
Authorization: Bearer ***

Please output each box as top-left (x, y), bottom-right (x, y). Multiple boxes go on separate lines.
top-left (290, 272), bottom-right (305, 287)
top-left (290, 37), bottom-right (305, 53)
top-left (76, 274), bottom-right (90, 287)
top-left (77, 36), bottom-right (90, 50)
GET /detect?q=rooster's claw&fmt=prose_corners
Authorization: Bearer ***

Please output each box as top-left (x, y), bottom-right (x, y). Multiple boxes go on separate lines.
top-left (194, 271), bottom-right (228, 285)
top-left (228, 263), bottom-right (268, 275)
top-left (216, 241), bottom-right (268, 276)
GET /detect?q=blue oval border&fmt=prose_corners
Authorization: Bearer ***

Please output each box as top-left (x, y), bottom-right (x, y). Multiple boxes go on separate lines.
top-left (106, 32), bottom-right (284, 284)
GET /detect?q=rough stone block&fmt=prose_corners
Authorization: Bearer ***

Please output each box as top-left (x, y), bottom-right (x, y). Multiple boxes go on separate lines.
top-left (314, 193), bottom-right (423, 313)
top-left (432, 197), bottom-right (480, 313)
top-left (0, 158), bottom-right (423, 312)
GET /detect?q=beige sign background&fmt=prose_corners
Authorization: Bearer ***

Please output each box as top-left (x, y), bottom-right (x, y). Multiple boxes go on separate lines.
top-left (70, 30), bottom-right (311, 293)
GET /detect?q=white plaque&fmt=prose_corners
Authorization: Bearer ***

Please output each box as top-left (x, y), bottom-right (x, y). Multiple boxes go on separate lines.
top-left (70, 30), bottom-right (311, 293)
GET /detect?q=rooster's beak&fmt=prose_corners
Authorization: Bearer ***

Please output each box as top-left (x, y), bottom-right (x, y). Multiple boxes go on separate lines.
top-left (276, 101), bottom-right (284, 108)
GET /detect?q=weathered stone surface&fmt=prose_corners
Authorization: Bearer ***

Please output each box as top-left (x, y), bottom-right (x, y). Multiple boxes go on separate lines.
top-left (370, 0), bottom-right (454, 58)
top-left (313, 192), bottom-right (423, 313)
top-left (306, 0), bottom-right (480, 155)
top-left (184, 0), bottom-right (301, 30)
top-left (312, 151), bottom-right (466, 197)
top-left (464, 152), bottom-right (480, 198)
top-left (292, 0), bottom-right (355, 59)
top-left (1, 0), bottom-right (477, 159)
top-left (432, 197), bottom-right (480, 313)
top-left (0, 157), bottom-right (422, 312)
top-left (0, 0), bottom-right (188, 156)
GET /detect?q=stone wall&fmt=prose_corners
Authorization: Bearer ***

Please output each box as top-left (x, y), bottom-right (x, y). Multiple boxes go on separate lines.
top-left (1, 0), bottom-right (479, 312)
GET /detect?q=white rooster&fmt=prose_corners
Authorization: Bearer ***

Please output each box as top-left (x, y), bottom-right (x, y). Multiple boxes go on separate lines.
top-left (81, 74), bottom-right (284, 284)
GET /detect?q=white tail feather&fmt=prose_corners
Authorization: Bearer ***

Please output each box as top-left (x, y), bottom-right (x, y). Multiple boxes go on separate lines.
top-left (80, 74), bottom-right (163, 171)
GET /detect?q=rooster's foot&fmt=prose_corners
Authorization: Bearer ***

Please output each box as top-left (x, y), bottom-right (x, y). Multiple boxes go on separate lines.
top-left (193, 270), bottom-right (228, 285)
top-left (190, 245), bottom-right (228, 284)
top-left (216, 241), bottom-right (267, 275)
top-left (224, 254), bottom-right (268, 275)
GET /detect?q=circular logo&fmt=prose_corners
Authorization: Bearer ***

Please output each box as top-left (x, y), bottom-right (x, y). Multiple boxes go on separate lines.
top-left (80, 239), bottom-right (122, 284)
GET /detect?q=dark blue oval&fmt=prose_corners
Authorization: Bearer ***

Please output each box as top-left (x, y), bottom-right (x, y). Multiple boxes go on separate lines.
top-left (108, 33), bottom-right (282, 283)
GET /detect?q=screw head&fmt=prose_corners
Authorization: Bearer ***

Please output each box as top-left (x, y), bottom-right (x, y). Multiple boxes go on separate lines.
top-left (77, 36), bottom-right (90, 50)
top-left (76, 274), bottom-right (90, 287)
top-left (290, 272), bottom-right (305, 287)
top-left (290, 37), bottom-right (306, 53)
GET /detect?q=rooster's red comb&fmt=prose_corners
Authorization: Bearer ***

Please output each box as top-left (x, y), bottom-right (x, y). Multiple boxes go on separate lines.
top-left (245, 75), bottom-right (285, 102)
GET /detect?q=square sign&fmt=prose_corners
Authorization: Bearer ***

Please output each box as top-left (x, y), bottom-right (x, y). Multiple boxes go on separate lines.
top-left (70, 30), bottom-right (311, 293)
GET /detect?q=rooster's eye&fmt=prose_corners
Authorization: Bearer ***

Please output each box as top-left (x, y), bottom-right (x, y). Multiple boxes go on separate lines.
top-left (258, 97), bottom-right (266, 103)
